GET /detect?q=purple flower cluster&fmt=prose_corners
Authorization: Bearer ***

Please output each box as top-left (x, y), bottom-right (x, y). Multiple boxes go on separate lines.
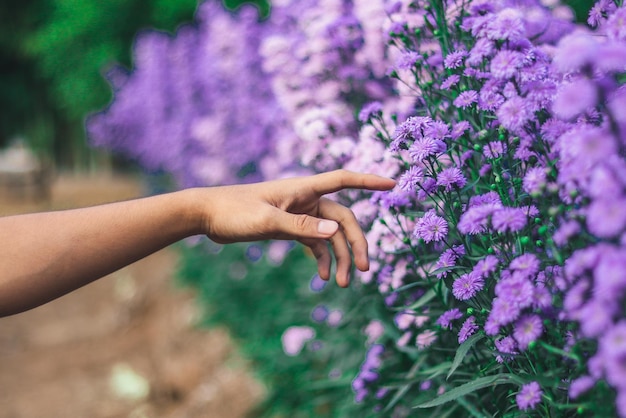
top-left (352, 344), bottom-right (384, 403)
top-left (351, 0), bottom-right (626, 413)
top-left (88, 2), bottom-right (292, 187)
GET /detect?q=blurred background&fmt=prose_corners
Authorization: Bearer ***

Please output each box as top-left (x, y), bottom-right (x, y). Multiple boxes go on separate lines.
top-left (0, 1), bottom-right (269, 417)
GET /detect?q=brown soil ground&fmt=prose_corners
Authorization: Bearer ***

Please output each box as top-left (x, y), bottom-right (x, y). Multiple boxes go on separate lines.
top-left (0, 173), bottom-right (264, 418)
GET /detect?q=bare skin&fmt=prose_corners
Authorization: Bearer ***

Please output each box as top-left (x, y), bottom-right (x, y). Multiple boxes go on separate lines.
top-left (0, 170), bottom-right (395, 317)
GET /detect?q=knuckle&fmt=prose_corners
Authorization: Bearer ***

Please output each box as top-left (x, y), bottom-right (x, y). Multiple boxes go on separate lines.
top-left (293, 214), bottom-right (310, 231)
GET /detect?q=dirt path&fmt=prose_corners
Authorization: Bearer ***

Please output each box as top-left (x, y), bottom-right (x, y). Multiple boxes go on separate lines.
top-left (0, 174), bottom-right (264, 418)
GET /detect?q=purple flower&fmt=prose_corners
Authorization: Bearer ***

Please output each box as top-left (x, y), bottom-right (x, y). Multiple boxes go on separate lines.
top-left (453, 90), bottom-right (478, 108)
top-left (473, 255), bottom-right (499, 278)
top-left (392, 116), bottom-right (428, 148)
top-left (281, 326), bottom-right (316, 356)
top-left (509, 254), bottom-right (540, 278)
top-left (417, 177), bottom-right (437, 200)
top-left (451, 121), bottom-right (471, 139)
top-left (495, 335), bottom-right (518, 362)
top-left (469, 191), bottom-right (502, 207)
top-left (569, 376), bottom-right (596, 399)
top-left (553, 33), bottom-right (598, 73)
top-left (425, 121), bottom-right (450, 140)
top-left (489, 297), bottom-right (522, 327)
top-left (516, 381), bottom-right (542, 411)
top-left (435, 245), bottom-right (465, 278)
top-left (467, 38), bottom-right (494, 66)
top-left (444, 50), bottom-right (467, 69)
top-left (522, 166), bottom-right (547, 195)
top-left (596, 41), bottom-right (626, 72)
top-left (497, 96), bottom-right (532, 132)
top-left (491, 207), bottom-right (528, 233)
top-left (311, 305), bottom-right (329, 322)
top-left (600, 321), bottom-right (626, 359)
top-left (409, 137), bottom-right (444, 161)
top-left (452, 272), bottom-right (484, 300)
top-left (495, 274), bottom-right (535, 309)
top-left (441, 75), bottom-right (460, 90)
top-left (586, 197), bottom-right (626, 239)
top-left (495, 336), bottom-right (518, 354)
top-left (310, 274), bottom-right (327, 292)
top-left (458, 316), bottom-right (479, 343)
top-left (484, 317), bottom-right (500, 336)
top-left (490, 50), bottom-right (525, 80)
top-left (487, 8), bottom-right (525, 41)
top-left (482, 141), bottom-right (507, 159)
top-left (436, 308), bottom-right (463, 329)
top-left (458, 204), bottom-right (499, 235)
top-left (416, 330), bottom-right (438, 349)
top-left (513, 314), bottom-right (543, 350)
top-left (478, 90), bottom-right (505, 111)
top-left (588, 0), bottom-right (616, 26)
top-left (437, 167), bottom-right (467, 191)
top-left (606, 7), bottom-right (626, 41)
top-left (413, 210), bottom-right (448, 243)
top-left (593, 247), bottom-right (626, 301)
top-left (578, 299), bottom-right (615, 337)
top-left (358, 101), bottom-right (383, 122)
top-left (353, 344), bottom-right (384, 403)
top-left (398, 166), bottom-right (424, 192)
top-left (552, 78), bottom-right (598, 120)
top-left (396, 51), bottom-right (422, 70)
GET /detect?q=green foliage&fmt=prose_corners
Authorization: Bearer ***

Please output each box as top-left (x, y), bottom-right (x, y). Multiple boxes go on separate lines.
top-left (23, 0), bottom-right (199, 121)
top-left (1, 0), bottom-right (203, 166)
top-left (177, 241), bottom-right (379, 417)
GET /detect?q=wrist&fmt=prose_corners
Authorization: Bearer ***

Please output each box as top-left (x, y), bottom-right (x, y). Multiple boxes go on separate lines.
top-left (177, 187), bottom-right (212, 237)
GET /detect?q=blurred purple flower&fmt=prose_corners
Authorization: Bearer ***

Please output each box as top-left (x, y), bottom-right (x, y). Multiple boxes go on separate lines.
top-left (444, 50), bottom-right (467, 69)
top-left (458, 316), bottom-right (479, 343)
top-left (513, 314), bottom-right (543, 350)
top-left (281, 326), bottom-right (316, 356)
top-left (490, 50), bottom-right (525, 80)
top-left (358, 101), bottom-right (383, 122)
top-left (516, 381), bottom-right (542, 411)
top-left (552, 78), bottom-right (598, 120)
top-left (441, 75), bottom-right (460, 90)
top-left (496, 96), bottom-right (532, 132)
top-left (453, 90), bottom-right (478, 108)
top-left (492, 207), bottom-right (528, 233)
top-left (436, 308), bottom-right (463, 329)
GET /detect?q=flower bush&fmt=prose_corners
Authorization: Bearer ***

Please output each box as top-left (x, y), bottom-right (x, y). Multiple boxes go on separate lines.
top-left (90, 0), bottom-right (626, 416)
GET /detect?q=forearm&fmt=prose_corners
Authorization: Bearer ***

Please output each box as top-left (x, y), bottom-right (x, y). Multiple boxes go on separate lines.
top-left (0, 189), bottom-right (203, 317)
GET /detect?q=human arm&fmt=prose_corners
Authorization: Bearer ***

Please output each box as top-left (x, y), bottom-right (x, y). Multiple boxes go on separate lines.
top-left (0, 170), bottom-right (395, 317)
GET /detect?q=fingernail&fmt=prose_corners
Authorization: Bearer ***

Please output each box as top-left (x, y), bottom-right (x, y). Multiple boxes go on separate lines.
top-left (318, 220), bottom-right (338, 235)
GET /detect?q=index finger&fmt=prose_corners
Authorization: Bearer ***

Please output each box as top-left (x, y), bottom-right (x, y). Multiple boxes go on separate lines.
top-left (308, 170), bottom-right (396, 196)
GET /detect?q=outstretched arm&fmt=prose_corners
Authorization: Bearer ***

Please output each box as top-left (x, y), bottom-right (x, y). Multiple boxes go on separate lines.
top-left (0, 170), bottom-right (395, 317)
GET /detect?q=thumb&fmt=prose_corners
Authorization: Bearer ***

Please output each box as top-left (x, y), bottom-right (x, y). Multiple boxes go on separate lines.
top-left (273, 210), bottom-right (339, 239)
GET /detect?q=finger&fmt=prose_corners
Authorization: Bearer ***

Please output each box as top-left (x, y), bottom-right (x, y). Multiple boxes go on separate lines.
top-left (318, 198), bottom-right (369, 272)
top-left (307, 169), bottom-right (396, 196)
top-left (329, 228), bottom-right (352, 288)
top-left (301, 238), bottom-right (332, 281)
top-left (268, 207), bottom-right (339, 240)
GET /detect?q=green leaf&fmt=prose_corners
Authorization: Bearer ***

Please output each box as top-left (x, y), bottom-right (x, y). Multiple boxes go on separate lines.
top-left (402, 288), bottom-right (437, 311)
top-left (413, 374), bottom-right (520, 409)
top-left (429, 265), bottom-right (467, 276)
top-left (447, 332), bottom-right (485, 380)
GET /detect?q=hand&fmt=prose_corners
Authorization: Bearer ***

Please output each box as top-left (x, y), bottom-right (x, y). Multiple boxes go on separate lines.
top-left (197, 170), bottom-right (396, 287)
